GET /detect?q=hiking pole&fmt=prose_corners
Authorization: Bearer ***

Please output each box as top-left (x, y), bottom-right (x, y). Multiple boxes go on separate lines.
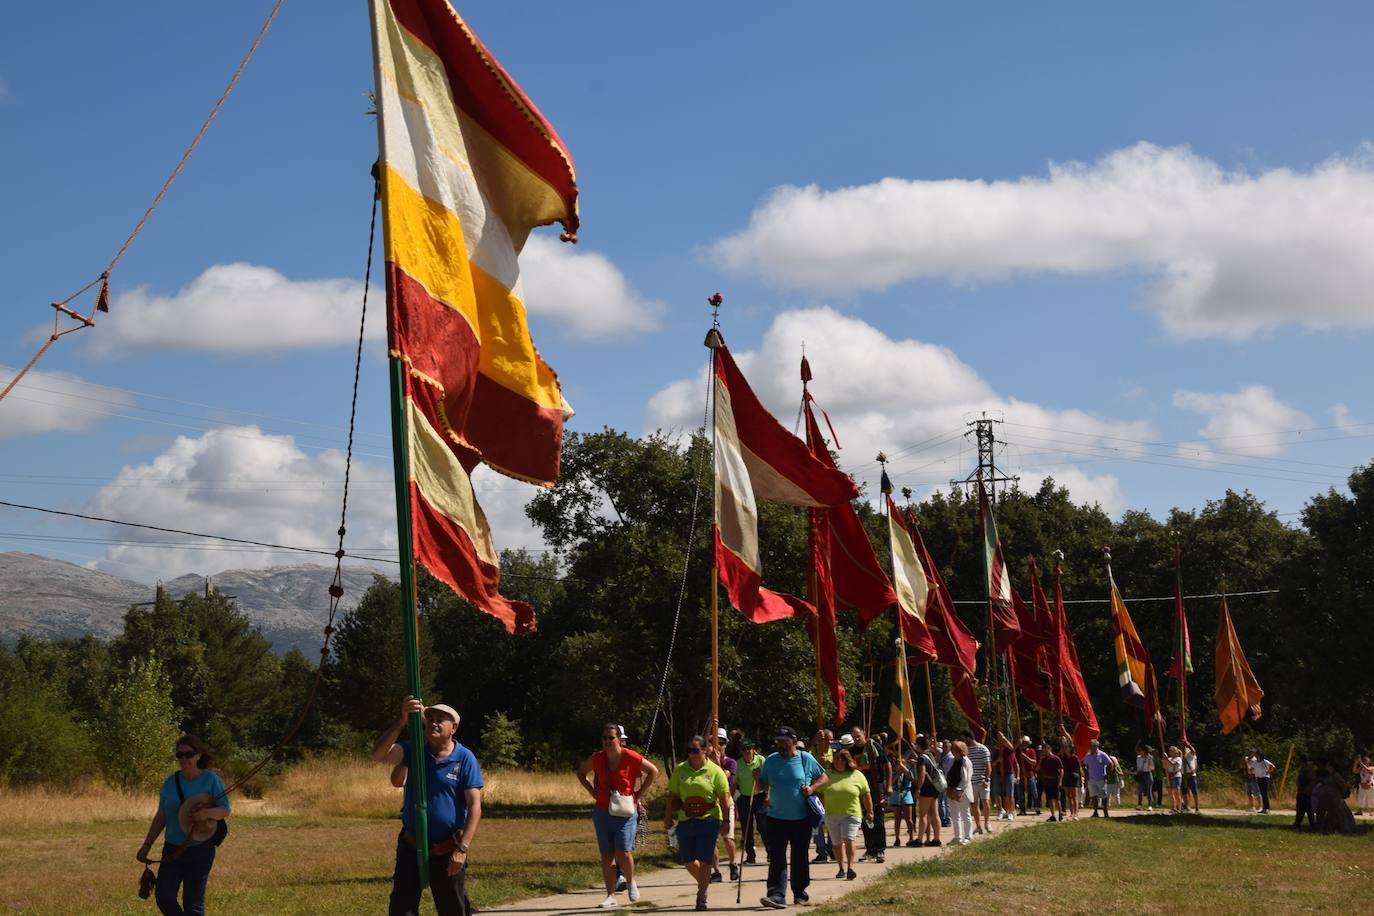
top-left (736, 798), bottom-right (754, 904)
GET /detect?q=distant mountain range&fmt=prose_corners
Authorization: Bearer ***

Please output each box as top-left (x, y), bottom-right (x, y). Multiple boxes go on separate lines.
top-left (0, 552), bottom-right (387, 653)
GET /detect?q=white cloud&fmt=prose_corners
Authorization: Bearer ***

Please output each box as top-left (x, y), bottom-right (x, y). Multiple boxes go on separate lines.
top-left (520, 234), bottom-right (662, 338)
top-left (88, 242), bottom-right (659, 356)
top-left (1017, 466), bottom-right (1127, 517)
top-left (87, 426), bottom-right (546, 581)
top-left (712, 142), bottom-right (1374, 339)
top-left (646, 307), bottom-right (1150, 512)
top-left (0, 365), bottom-right (134, 440)
top-left (93, 263), bottom-right (369, 355)
top-left (1331, 403), bottom-right (1362, 433)
top-left (1172, 385), bottom-right (1311, 461)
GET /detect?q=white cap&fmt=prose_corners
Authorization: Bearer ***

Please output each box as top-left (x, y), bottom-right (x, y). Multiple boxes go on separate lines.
top-left (717, 727), bottom-right (728, 740)
top-left (426, 703), bottom-right (460, 724)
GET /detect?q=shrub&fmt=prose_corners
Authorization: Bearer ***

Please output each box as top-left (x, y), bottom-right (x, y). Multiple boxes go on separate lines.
top-left (0, 684), bottom-right (91, 786)
top-left (479, 711), bottom-right (523, 771)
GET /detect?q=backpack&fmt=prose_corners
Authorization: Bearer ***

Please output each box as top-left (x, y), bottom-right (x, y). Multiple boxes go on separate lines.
top-left (922, 753), bottom-right (948, 793)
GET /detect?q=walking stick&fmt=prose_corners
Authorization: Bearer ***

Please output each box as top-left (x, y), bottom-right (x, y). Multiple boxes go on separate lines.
top-left (736, 797), bottom-right (755, 904)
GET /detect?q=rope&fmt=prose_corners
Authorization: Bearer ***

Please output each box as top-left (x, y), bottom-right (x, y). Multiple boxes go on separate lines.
top-left (0, 0), bottom-right (285, 406)
top-left (644, 351), bottom-right (714, 755)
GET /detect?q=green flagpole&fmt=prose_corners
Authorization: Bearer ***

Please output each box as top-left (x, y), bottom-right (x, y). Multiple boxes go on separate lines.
top-left (389, 357), bottom-right (430, 885)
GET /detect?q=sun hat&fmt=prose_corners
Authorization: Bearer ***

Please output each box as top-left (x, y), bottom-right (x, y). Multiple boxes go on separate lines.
top-left (839, 734), bottom-right (855, 747)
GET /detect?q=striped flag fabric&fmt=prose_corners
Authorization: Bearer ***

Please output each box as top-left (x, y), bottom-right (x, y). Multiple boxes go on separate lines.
top-left (711, 339), bottom-right (859, 623)
top-left (371, 0), bottom-right (579, 632)
top-left (887, 644), bottom-right (919, 746)
top-left (978, 483), bottom-right (1021, 649)
top-left (884, 495), bottom-right (936, 659)
top-left (1051, 561), bottom-right (1099, 756)
top-left (1108, 571), bottom-right (1157, 721)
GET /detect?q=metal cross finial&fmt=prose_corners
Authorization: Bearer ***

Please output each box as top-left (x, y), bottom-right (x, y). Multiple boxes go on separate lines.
top-left (901, 486), bottom-right (912, 501)
top-left (708, 292), bottom-right (723, 327)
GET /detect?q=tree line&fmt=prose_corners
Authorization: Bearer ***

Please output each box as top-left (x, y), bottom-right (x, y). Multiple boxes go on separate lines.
top-left (3, 428), bottom-right (1372, 789)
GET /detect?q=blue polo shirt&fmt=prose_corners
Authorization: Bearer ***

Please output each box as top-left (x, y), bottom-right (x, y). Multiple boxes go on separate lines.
top-left (400, 741), bottom-right (484, 842)
top-left (159, 770), bottom-right (230, 846)
top-left (759, 750), bottom-right (824, 821)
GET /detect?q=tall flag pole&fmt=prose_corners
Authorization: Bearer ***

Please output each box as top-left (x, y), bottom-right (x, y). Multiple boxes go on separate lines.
top-left (978, 479), bottom-right (1019, 733)
top-left (1051, 552), bottom-right (1100, 756)
top-left (1166, 540), bottom-right (1193, 742)
top-left (705, 301), bottom-right (860, 743)
top-left (907, 498), bottom-right (984, 739)
top-left (801, 359), bottom-right (894, 725)
top-left (707, 295), bottom-right (723, 749)
top-left (1215, 586), bottom-right (1264, 734)
top-left (370, 0), bottom-right (579, 880)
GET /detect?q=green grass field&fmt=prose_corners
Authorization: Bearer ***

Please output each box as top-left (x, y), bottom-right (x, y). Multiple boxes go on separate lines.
top-left (816, 812), bottom-right (1374, 915)
top-left (0, 803), bottom-right (673, 914)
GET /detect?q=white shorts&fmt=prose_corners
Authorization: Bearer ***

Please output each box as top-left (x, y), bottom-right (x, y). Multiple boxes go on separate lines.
top-left (1358, 786), bottom-right (1374, 809)
top-left (825, 814), bottom-right (862, 842)
top-left (1088, 779), bottom-right (1107, 799)
top-left (973, 780), bottom-right (991, 802)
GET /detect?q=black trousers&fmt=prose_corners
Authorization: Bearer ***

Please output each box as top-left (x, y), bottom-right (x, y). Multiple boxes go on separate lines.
top-left (155, 841), bottom-right (215, 916)
top-left (764, 816), bottom-right (811, 901)
top-left (389, 834), bottom-right (471, 916)
top-left (1257, 777), bottom-right (1271, 812)
top-left (861, 799), bottom-right (887, 856)
top-left (739, 794), bottom-right (767, 859)
top-left (1294, 793), bottom-right (1315, 828)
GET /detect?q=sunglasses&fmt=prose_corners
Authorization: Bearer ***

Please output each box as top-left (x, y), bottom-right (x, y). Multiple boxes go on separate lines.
top-left (175, 751), bottom-right (197, 760)
top-left (602, 735), bottom-right (619, 742)
top-left (687, 746), bottom-right (704, 754)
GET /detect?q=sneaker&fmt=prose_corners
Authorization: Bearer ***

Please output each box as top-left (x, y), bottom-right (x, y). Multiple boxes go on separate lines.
top-left (744, 856), bottom-right (757, 865)
top-left (598, 895), bottom-right (618, 909)
top-left (760, 896), bottom-right (786, 910)
top-left (615, 876), bottom-right (628, 892)
top-left (695, 896), bottom-right (708, 911)
top-left (1103, 810), bottom-right (1110, 818)
top-left (1008, 812), bottom-right (1016, 820)
top-left (875, 855), bottom-right (885, 864)
top-left (846, 868), bottom-right (856, 880)
top-left (1091, 811), bottom-right (1099, 818)
top-left (973, 827), bottom-right (983, 835)
top-left (811, 854), bottom-right (828, 864)
top-left (925, 838), bottom-right (942, 847)
top-left (835, 868), bottom-right (846, 879)
top-left (710, 870), bottom-right (722, 883)
top-left (795, 893), bottom-right (811, 906)
top-left (1034, 809), bottom-right (1042, 816)
top-left (729, 864), bottom-right (740, 882)
top-left (1145, 806), bottom-right (1153, 812)
top-left (905, 838), bottom-right (920, 847)
top-left (959, 838), bottom-right (971, 846)
top-left (997, 811), bottom-right (1007, 820)
top-left (627, 882), bottom-right (640, 903)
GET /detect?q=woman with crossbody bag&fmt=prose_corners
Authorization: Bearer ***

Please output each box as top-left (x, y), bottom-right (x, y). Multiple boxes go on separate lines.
top-left (913, 735), bottom-right (943, 847)
top-left (135, 734), bottom-right (230, 915)
top-left (577, 722), bottom-right (658, 909)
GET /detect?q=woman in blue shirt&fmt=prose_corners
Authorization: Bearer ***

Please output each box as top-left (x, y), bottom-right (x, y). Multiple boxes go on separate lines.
top-left (137, 734), bottom-right (230, 916)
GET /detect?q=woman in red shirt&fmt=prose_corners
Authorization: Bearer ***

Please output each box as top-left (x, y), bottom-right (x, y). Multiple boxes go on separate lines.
top-left (577, 723), bottom-right (660, 908)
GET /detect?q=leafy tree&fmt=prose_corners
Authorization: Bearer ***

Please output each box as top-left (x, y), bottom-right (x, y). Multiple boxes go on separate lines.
top-left (98, 656), bottom-right (183, 790)
top-left (326, 574), bottom-right (437, 734)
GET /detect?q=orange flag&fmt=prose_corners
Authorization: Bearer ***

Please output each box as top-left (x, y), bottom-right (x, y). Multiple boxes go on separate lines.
top-left (1215, 593), bottom-right (1263, 734)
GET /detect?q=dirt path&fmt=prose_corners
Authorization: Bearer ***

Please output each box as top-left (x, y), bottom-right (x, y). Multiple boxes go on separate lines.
top-left (486, 807), bottom-right (1154, 914)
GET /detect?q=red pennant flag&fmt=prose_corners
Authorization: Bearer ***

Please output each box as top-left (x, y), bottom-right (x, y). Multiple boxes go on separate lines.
top-left (1052, 562), bottom-right (1100, 756)
top-left (951, 668), bottom-right (986, 742)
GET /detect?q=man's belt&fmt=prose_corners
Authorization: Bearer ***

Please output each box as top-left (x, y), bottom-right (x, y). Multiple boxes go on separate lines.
top-left (402, 830), bottom-right (462, 857)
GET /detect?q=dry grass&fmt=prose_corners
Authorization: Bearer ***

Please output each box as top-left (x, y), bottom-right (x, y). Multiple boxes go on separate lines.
top-left (0, 760), bottom-right (675, 914)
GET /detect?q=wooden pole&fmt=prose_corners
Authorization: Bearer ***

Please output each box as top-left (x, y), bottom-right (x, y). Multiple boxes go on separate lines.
top-left (1007, 650), bottom-right (1023, 739)
top-left (387, 358), bottom-right (429, 885)
top-left (1277, 741), bottom-right (1296, 803)
top-left (924, 662), bottom-right (938, 742)
top-left (811, 605), bottom-right (826, 734)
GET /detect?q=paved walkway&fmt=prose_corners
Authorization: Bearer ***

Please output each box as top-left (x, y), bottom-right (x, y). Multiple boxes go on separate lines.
top-left (487, 807), bottom-right (1147, 914)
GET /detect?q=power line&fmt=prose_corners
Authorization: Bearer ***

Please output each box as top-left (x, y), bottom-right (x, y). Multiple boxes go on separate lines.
top-left (951, 588), bottom-right (1281, 606)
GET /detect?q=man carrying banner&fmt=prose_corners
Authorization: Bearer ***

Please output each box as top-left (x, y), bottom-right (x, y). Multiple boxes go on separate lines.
top-left (373, 697), bottom-right (483, 916)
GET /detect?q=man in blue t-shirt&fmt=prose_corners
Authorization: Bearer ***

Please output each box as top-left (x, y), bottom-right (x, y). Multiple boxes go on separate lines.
top-left (757, 725), bottom-right (828, 909)
top-left (374, 696), bottom-right (484, 916)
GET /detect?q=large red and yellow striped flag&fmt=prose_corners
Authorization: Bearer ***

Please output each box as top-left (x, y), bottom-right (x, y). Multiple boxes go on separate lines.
top-left (371, 0), bottom-right (578, 632)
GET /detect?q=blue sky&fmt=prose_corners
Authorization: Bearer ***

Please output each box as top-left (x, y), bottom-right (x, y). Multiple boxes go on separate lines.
top-left (3, 1), bottom-right (1373, 582)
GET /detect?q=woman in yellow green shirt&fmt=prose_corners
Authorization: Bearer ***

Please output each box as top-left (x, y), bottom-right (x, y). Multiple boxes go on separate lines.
top-left (664, 736), bottom-right (732, 911)
top-left (819, 749), bottom-right (873, 881)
